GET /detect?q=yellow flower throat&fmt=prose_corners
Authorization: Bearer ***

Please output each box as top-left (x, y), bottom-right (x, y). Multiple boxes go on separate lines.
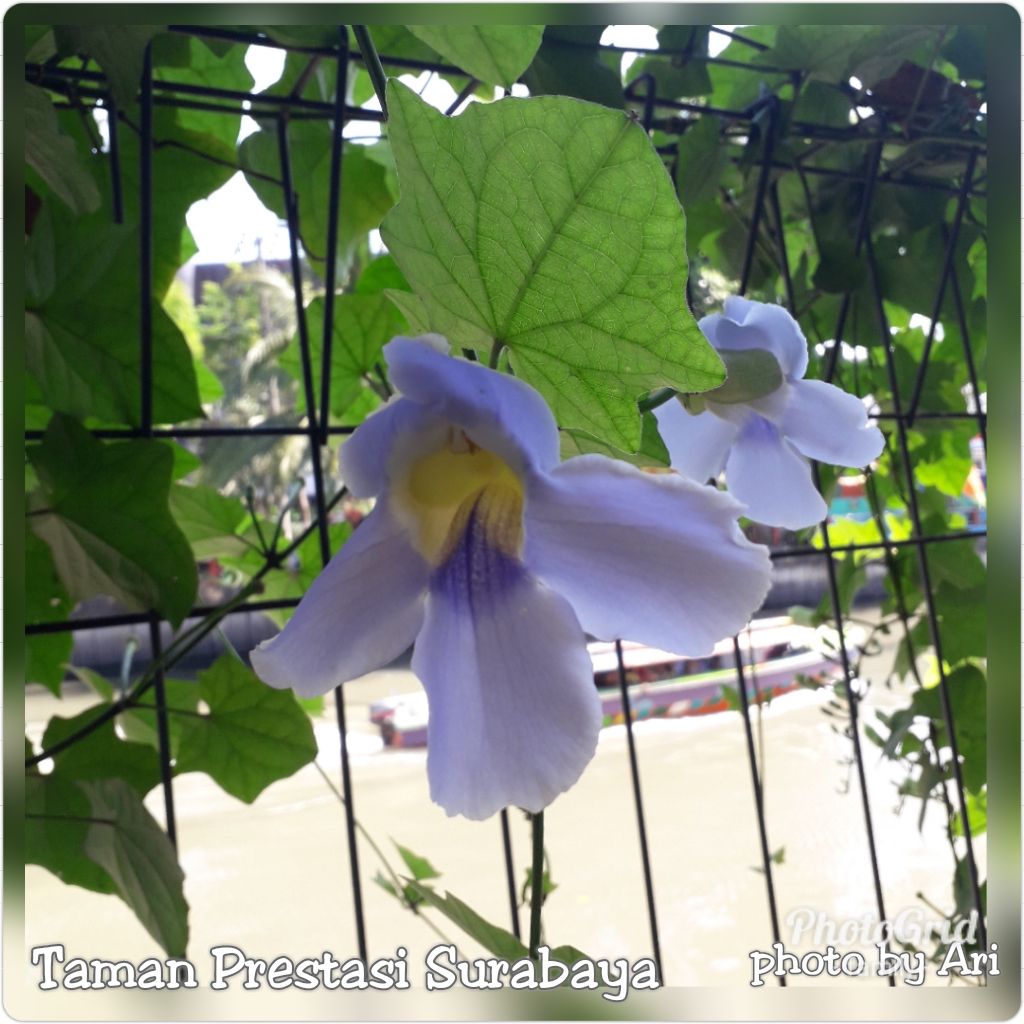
top-left (395, 429), bottom-right (525, 567)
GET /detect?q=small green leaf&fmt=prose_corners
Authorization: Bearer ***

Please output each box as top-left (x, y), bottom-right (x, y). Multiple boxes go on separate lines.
top-left (952, 788), bottom-right (986, 838)
top-left (393, 843), bottom-right (442, 881)
top-left (28, 416), bottom-right (198, 626)
top-left (222, 522), bottom-right (351, 628)
top-left (927, 541), bottom-right (986, 591)
top-left (675, 115), bottom-right (728, 209)
top-left (407, 26), bottom-right (543, 89)
top-left (279, 293), bottom-right (403, 418)
top-left (706, 347), bottom-right (783, 404)
top-left (81, 778), bottom-right (189, 956)
top-left (25, 84), bottom-right (101, 214)
top-left (355, 254), bottom-right (410, 296)
top-left (54, 26), bottom-right (160, 109)
top-left (152, 34), bottom-right (253, 148)
top-left (793, 81), bottom-right (853, 128)
top-left (521, 26), bottom-right (624, 108)
top-left (549, 945), bottom-right (593, 967)
top-left (169, 483), bottom-right (251, 559)
top-left (240, 130), bottom-right (394, 274)
top-left (520, 867), bottom-right (558, 907)
top-left (559, 410), bottom-right (670, 468)
top-left (175, 655), bottom-right (318, 803)
top-left (405, 881), bottom-right (528, 960)
top-left (627, 26), bottom-right (712, 99)
top-left (164, 441), bottom-right (202, 481)
top-left (381, 81), bottom-right (724, 451)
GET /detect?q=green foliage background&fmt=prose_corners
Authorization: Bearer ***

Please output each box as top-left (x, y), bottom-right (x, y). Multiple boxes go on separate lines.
top-left (21, 21), bottom-right (987, 967)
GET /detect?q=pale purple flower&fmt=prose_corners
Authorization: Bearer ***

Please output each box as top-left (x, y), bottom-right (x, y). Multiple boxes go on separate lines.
top-left (252, 335), bottom-right (771, 820)
top-left (655, 297), bottom-right (885, 530)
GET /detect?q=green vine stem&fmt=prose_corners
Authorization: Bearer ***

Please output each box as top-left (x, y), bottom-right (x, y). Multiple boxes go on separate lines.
top-left (353, 26), bottom-right (388, 120)
top-left (529, 810), bottom-right (544, 958)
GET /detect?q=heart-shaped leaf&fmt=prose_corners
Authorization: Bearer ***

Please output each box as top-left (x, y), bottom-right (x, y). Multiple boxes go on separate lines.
top-left (381, 81), bottom-right (724, 451)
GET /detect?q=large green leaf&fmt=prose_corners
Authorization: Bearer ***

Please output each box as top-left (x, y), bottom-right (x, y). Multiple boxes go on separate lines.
top-left (74, 667), bottom-right (199, 755)
top-left (380, 81), bottom-right (724, 451)
top-left (25, 211), bottom-right (204, 426)
top-left (28, 416), bottom-right (198, 626)
top-left (53, 26), bottom-right (160, 109)
top-left (407, 25), bottom-right (543, 89)
top-left (25, 529), bottom-right (73, 695)
top-left (81, 779), bottom-right (189, 956)
top-left (25, 85), bottom-right (101, 214)
top-left (174, 655), bottom-right (318, 803)
top-left (239, 128), bottom-right (394, 274)
top-left (279, 292), bottom-right (403, 418)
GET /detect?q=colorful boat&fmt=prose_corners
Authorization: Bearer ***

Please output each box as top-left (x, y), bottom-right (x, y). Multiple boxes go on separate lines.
top-left (370, 617), bottom-right (851, 749)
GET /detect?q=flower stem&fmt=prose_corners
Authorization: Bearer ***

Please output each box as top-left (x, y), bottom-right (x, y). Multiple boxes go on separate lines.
top-left (637, 386), bottom-right (676, 413)
top-left (529, 810), bottom-right (544, 958)
top-left (488, 339), bottom-right (505, 369)
top-left (353, 26), bottom-right (388, 120)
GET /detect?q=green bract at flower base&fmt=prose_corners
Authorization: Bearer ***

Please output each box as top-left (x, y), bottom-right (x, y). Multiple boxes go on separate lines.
top-left (251, 336), bottom-right (771, 821)
top-left (380, 80), bottom-right (725, 454)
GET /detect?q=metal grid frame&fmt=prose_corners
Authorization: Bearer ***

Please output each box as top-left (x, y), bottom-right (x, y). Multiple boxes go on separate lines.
top-left (24, 22), bottom-right (988, 981)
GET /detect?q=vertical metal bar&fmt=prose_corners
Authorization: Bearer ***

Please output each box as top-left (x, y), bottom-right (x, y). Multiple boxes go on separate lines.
top-left (614, 641), bottom-right (663, 979)
top-left (148, 616), bottom-right (178, 849)
top-left (905, 149), bottom-right (978, 427)
top-left (768, 182), bottom-right (795, 313)
top-left (811, 464), bottom-right (896, 986)
top-left (139, 44), bottom-right (154, 433)
top-left (731, 636), bottom-right (784, 984)
top-left (738, 98), bottom-right (778, 296)
top-left (499, 809), bottom-right (521, 941)
top-left (277, 112), bottom-right (368, 962)
top-left (318, 29), bottom-right (349, 446)
top-left (768, 183), bottom-right (894, 981)
top-left (107, 97), bottom-right (124, 224)
top-left (863, 229), bottom-right (988, 954)
top-left (138, 43), bottom-right (178, 851)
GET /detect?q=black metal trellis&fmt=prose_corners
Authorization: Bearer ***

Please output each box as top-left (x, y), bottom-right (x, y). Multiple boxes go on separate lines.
top-left (24, 22), bottom-right (988, 980)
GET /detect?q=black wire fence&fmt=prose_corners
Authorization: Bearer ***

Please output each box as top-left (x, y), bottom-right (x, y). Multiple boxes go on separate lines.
top-left (24, 22), bottom-right (988, 984)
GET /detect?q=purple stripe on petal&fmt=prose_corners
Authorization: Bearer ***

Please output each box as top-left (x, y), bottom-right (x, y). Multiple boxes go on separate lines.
top-left (431, 496), bottom-right (525, 611)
